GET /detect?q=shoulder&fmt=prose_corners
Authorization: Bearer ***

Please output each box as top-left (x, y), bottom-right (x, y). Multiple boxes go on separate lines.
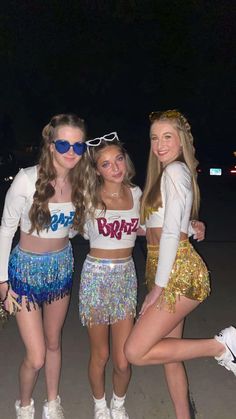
top-left (163, 161), bottom-right (191, 181)
top-left (130, 185), bottom-right (142, 199)
top-left (9, 165), bottom-right (37, 194)
top-left (163, 161), bottom-right (191, 187)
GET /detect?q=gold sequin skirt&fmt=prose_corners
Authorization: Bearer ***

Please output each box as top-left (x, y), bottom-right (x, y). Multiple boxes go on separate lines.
top-left (145, 240), bottom-right (210, 311)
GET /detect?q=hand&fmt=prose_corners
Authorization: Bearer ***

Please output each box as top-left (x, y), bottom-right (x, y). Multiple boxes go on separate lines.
top-left (4, 288), bottom-right (21, 314)
top-left (0, 283), bottom-right (20, 314)
top-left (139, 285), bottom-right (163, 316)
top-left (191, 220), bottom-right (205, 241)
top-left (0, 282), bottom-right (9, 301)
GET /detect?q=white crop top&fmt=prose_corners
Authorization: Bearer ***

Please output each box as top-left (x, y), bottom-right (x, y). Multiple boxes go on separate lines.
top-left (0, 165), bottom-right (75, 282)
top-left (83, 186), bottom-right (142, 249)
top-left (145, 161), bottom-right (193, 288)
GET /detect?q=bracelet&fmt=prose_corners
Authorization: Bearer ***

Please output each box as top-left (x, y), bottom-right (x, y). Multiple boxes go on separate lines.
top-left (1, 282), bottom-right (10, 303)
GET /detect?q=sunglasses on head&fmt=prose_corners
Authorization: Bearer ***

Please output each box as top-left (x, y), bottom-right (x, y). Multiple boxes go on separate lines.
top-left (86, 132), bottom-right (119, 147)
top-left (52, 140), bottom-right (87, 155)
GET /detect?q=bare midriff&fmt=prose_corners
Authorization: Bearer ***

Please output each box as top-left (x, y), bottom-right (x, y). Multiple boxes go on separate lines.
top-left (19, 231), bottom-right (69, 253)
top-left (89, 247), bottom-right (133, 259)
top-left (146, 227), bottom-right (188, 245)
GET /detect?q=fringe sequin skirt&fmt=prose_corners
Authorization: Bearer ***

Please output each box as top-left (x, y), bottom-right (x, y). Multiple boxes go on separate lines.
top-left (79, 255), bottom-right (137, 326)
top-left (145, 240), bottom-right (210, 311)
top-left (8, 243), bottom-right (73, 310)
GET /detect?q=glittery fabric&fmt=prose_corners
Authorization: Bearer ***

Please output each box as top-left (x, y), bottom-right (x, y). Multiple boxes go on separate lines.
top-left (8, 243), bottom-right (73, 310)
top-left (145, 240), bottom-right (210, 312)
top-left (79, 255), bottom-right (137, 326)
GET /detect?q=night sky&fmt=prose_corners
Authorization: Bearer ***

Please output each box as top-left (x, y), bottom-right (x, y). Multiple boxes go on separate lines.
top-left (0, 0), bottom-right (235, 173)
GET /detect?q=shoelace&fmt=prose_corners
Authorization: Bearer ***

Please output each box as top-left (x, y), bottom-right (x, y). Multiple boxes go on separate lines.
top-left (95, 407), bottom-right (110, 419)
top-left (18, 409), bottom-right (34, 419)
top-left (48, 404), bottom-right (65, 419)
top-left (110, 405), bottom-right (128, 418)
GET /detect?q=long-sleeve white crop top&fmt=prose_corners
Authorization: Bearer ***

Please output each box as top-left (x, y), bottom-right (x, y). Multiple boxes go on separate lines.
top-left (145, 161), bottom-right (193, 287)
top-left (0, 165), bottom-right (75, 282)
top-left (83, 186), bottom-right (142, 249)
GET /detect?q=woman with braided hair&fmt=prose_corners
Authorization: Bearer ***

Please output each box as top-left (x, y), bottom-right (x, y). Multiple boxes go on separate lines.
top-left (124, 110), bottom-right (236, 419)
top-left (0, 114), bottom-right (87, 419)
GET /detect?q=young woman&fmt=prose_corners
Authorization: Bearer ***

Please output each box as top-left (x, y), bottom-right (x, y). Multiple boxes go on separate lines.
top-left (77, 132), bottom-right (141, 419)
top-left (77, 132), bottom-right (205, 419)
top-left (0, 114), bottom-right (87, 419)
top-left (124, 110), bottom-right (236, 419)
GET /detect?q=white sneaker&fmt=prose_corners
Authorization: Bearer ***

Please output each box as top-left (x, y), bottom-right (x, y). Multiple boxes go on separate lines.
top-left (215, 326), bottom-right (236, 376)
top-left (15, 399), bottom-right (35, 419)
top-left (110, 400), bottom-right (129, 419)
top-left (42, 395), bottom-right (65, 419)
top-left (94, 405), bottom-right (111, 419)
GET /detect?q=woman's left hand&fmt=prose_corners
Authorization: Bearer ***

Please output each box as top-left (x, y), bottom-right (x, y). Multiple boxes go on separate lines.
top-left (191, 220), bottom-right (205, 241)
top-left (139, 285), bottom-right (163, 317)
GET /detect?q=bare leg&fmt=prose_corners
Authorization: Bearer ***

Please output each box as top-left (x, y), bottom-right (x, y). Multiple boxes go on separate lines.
top-left (164, 321), bottom-right (191, 419)
top-left (43, 294), bottom-right (70, 401)
top-left (111, 316), bottom-right (134, 397)
top-left (87, 324), bottom-right (109, 399)
top-left (16, 299), bottom-right (45, 406)
top-left (125, 296), bottom-right (224, 366)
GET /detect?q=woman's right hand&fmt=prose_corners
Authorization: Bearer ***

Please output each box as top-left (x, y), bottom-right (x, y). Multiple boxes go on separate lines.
top-left (0, 282), bottom-right (20, 314)
top-left (139, 284), bottom-right (163, 316)
top-left (0, 282), bottom-right (9, 302)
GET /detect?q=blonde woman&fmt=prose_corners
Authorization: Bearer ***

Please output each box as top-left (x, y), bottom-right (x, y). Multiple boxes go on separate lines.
top-left (0, 114), bottom-right (87, 419)
top-left (124, 110), bottom-right (236, 419)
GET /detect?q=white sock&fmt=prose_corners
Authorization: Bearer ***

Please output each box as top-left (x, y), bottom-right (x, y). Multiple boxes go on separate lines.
top-left (93, 394), bottom-right (107, 410)
top-left (111, 392), bottom-right (126, 408)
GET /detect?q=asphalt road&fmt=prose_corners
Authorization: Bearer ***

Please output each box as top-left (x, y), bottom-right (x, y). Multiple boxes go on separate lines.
top-left (0, 175), bottom-right (236, 419)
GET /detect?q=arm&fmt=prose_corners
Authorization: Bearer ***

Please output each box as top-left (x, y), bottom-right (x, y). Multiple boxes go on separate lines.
top-left (155, 163), bottom-right (191, 287)
top-left (140, 163), bottom-right (191, 315)
top-left (0, 169), bottom-right (28, 283)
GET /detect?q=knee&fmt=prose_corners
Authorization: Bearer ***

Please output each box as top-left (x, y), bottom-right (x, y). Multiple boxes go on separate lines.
top-left (25, 350), bottom-right (45, 371)
top-left (113, 357), bottom-right (130, 375)
top-left (45, 337), bottom-right (61, 353)
top-left (124, 340), bottom-right (141, 366)
top-left (91, 348), bottom-right (109, 369)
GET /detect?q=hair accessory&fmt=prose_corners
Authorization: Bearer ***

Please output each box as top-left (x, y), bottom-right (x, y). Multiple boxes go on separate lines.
top-left (149, 110), bottom-right (183, 122)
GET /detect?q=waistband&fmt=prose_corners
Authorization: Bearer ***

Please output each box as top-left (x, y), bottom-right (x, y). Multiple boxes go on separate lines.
top-left (86, 255), bottom-right (132, 264)
top-left (147, 239), bottom-right (190, 251)
top-left (17, 242), bottom-right (71, 257)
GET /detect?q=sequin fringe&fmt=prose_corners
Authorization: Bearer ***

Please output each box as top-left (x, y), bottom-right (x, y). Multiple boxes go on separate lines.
top-left (145, 240), bottom-right (210, 312)
top-left (79, 255), bottom-right (137, 326)
top-left (8, 243), bottom-right (73, 311)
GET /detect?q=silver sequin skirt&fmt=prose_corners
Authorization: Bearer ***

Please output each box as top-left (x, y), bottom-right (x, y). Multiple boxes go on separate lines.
top-left (9, 243), bottom-right (73, 310)
top-left (79, 255), bottom-right (137, 326)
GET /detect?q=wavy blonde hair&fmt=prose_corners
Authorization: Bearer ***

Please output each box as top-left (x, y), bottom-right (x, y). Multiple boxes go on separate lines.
top-left (140, 110), bottom-right (200, 223)
top-left (76, 139), bottom-right (135, 233)
top-left (29, 113), bottom-right (86, 233)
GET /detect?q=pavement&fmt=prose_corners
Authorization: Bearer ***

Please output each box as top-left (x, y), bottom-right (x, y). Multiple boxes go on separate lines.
top-left (0, 234), bottom-right (236, 419)
top-left (0, 175), bottom-right (236, 418)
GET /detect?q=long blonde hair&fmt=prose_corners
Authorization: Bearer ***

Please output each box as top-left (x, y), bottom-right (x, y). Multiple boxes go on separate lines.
top-left (29, 113), bottom-right (86, 233)
top-left (140, 110), bottom-right (200, 223)
top-left (77, 139), bottom-right (135, 233)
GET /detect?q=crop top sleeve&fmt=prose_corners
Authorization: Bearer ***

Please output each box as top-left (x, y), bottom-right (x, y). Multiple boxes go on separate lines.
top-left (0, 166), bottom-right (75, 282)
top-left (154, 162), bottom-right (193, 287)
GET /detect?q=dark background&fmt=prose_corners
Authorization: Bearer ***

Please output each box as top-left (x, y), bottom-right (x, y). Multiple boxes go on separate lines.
top-left (0, 1), bottom-right (235, 212)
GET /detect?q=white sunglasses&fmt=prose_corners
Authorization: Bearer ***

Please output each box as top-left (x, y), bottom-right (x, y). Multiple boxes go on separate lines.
top-left (86, 132), bottom-right (119, 147)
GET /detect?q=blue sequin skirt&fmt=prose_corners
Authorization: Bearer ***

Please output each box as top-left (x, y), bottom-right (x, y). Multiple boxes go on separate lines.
top-left (9, 243), bottom-right (73, 310)
top-left (79, 255), bottom-right (137, 326)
